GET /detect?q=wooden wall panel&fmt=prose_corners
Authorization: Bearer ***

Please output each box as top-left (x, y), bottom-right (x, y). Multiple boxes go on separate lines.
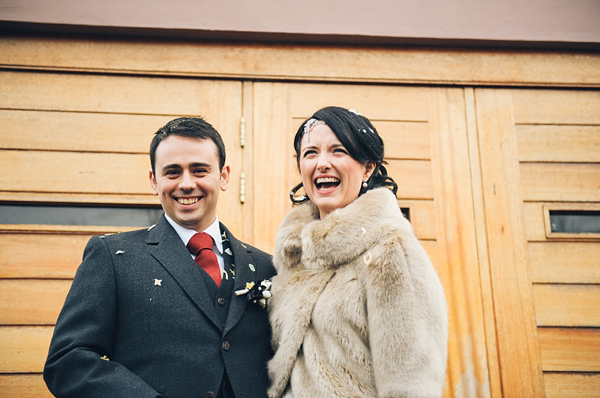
top-left (0, 150), bottom-right (150, 195)
top-left (0, 234), bottom-right (92, 279)
top-left (520, 163), bottom-right (600, 202)
top-left (0, 326), bottom-right (53, 372)
top-left (377, 121), bottom-right (430, 160)
top-left (0, 280), bottom-right (70, 325)
top-left (516, 125), bottom-right (600, 163)
top-left (543, 373), bottom-right (600, 398)
top-left (512, 90), bottom-right (600, 125)
top-left (529, 242), bottom-right (600, 283)
top-left (397, 200), bottom-right (437, 240)
top-left (2, 36), bottom-right (600, 87)
top-left (533, 284), bottom-right (600, 327)
top-left (539, 328), bottom-right (600, 371)
top-left (386, 160), bottom-right (434, 199)
top-left (1, 109), bottom-right (173, 153)
top-left (0, 375), bottom-right (53, 398)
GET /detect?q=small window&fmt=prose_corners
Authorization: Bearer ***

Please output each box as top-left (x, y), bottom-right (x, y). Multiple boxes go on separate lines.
top-left (401, 207), bottom-right (410, 221)
top-left (549, 210), bottom-right (600, 234)
top-left (0, 203), bottom-right (162, 227)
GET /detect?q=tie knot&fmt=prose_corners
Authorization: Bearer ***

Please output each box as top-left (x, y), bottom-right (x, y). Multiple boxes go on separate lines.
top-left (187, 232), bottom-right (214, 256)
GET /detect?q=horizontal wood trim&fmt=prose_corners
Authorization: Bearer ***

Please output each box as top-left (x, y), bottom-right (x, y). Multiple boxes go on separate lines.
top-left (0, 280), bottom-right (71, 325)
top-left (539, 327), bottom-right (600, 371)
top-left (0, 233), bottom-right (93, 278)
top-left (1, 37), bottom-right (600, 87)
top-left (0, 150), bottom-right (150, 195)
top-left (378, 121), bottom-right (430, 160)
top-left (0, 70), bottom-right (241, 116)
top-left (520, 163), bottom-right (600, 202)
top-left (516, 125), bottom-right (600, 163)
top-left (0, 326), bottom-right (53, 372)
top-left (0, 192), bottom-right (161, 207)
top-left (0, 109), bottom-right (173, 153)
top-left (544, 372), bottom-right (600, 398)
top-left (397, 199), bottom-right (436, 240)
top-left (387, 159), bottom-right (433, 200)
top-left (529, 242), bottom-right (600, 283)
top-left (0, 224), bottom-right (141, 235)
top-left (533, 284), bottom-right (600, 327)
top-left (0, 374), bottom-right (52, 398)
top-left (512, 89), bottom-right (600, 124)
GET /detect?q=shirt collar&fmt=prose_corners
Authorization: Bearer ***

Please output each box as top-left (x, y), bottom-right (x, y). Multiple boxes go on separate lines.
top-left (164, 214), bottom-right (223, 256)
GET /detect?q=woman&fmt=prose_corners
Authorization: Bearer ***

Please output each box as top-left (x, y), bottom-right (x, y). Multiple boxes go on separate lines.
top-left (267, 106), bottom-right (448, 398)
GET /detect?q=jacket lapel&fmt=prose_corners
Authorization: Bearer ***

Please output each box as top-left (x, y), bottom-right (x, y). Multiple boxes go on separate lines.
top-left (147, 216), bottom-right (221, 329)
top-left (221, 224), bottom-right (255, 332)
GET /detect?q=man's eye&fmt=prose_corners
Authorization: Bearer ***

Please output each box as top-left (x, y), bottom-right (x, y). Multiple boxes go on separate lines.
top-left (194, 169), bottom-right (207, 174)
top-left (165, 170), bottom-right (179, 176)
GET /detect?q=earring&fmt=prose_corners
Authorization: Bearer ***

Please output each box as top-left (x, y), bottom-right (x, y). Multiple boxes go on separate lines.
top-left (362, 177), bottom-right (368, 188)
top-left (289, 182), bottom-right (309, 205)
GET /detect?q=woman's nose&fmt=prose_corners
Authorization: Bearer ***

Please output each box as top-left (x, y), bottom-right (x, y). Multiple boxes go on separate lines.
top-left (316, 153), bottom-right (331, 171)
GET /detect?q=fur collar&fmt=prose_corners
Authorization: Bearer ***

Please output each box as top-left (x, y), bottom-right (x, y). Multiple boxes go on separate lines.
top-left (275, 187), bottom-right (411, 272)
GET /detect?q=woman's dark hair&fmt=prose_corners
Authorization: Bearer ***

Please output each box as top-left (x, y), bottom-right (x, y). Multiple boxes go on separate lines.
top-left (291, 106), bottom-right (398, 203)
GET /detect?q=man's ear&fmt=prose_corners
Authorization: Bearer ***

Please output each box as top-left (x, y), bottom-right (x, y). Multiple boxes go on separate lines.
top-left (220, 165), bottom-right (230, 191)
top-left (149, 169), bottom-right (159, 195)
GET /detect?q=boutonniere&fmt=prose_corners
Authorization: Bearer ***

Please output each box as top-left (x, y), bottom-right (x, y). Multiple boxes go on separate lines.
top-left (235, 280), bottom-right (272, 308)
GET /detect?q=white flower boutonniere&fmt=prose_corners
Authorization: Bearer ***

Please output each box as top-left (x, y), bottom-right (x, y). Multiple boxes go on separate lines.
top-left (235, 280), bottom-right (272, 308)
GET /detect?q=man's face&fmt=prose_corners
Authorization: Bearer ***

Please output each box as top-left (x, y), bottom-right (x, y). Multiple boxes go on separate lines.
top-left (149, 135), bottom-right (229, 232)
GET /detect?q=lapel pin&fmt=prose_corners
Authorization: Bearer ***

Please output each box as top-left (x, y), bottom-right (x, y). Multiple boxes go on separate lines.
top-left (225, 248), bottom-right (233, 256)
top-left (115, 250), bottom-right (125, 255)
top-left (248, 263), bottom-right (255, 272)
top-left (154, 279), bottom-right (162, 286)
top-left (147, 224), bottom-right (156, 231)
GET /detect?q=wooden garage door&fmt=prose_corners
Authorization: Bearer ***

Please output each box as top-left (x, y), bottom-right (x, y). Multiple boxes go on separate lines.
top-left (475, 88), bottom-right (600, 398)
top-left (0, 70), bottom-right (245, 396)
top-left (251, 82), bottom-right (498, 397)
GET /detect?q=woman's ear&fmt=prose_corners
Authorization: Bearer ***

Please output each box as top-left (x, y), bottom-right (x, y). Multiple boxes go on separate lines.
top-left (364, 162), bottom-right (376, 179)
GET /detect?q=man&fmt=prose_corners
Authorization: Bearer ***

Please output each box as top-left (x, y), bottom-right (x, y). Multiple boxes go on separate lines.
top-left (44, 117), bottom-right (276, 398)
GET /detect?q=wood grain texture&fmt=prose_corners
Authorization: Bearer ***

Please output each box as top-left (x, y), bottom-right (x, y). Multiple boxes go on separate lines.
top-left (0, 280), bottom-right (71, 325)
top-left (533, 284), bottom-right (600, 327)
top-left (0, 374), bottom-right (53, 398)
top-left (520, 163), bottom-right (600, 202)
top-left (543, 372), bottom-right (600, 398)
top-left (0, 233), bottom-right (92, 278)
top-left (517, 125), bottom-right (600, 163)
top-left (1, 36), bottom-right (599, 87)
top-left (539, 328), bottom-right (600, 371)
top-left (475, 88), bottom-right (545, 397)
top-left (0, 326), bottom-right (53, 372)
top-left (529, 242), bottom-right (600, 283)
top-left (512, 89), bottom-right (600, 125)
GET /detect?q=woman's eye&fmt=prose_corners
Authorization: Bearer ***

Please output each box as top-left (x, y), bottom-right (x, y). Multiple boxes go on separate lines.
top-left (333, 148), bottom-right (348, 154)
top-left (303, 150), bottom-right (317, 157)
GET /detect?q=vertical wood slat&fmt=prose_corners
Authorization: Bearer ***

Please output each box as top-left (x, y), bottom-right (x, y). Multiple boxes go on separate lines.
top-left (475, 88), bottom-right (545, 397)
top-left (429, 88), bottom-right (494, 397)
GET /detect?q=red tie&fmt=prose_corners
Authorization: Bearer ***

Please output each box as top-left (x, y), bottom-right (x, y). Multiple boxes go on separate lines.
top-left (187, 232), bottom-right (221, 287)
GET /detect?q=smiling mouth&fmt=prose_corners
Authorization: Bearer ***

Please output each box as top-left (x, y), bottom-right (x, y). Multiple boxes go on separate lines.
top-left (315, 177), bottom-right (340, 191)
top-left (177, 197), bottom-right (200, 205)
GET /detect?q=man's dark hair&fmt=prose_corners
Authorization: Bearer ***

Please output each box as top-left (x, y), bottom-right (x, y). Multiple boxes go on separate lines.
top-left (149, 117), bottom-right (226, 172)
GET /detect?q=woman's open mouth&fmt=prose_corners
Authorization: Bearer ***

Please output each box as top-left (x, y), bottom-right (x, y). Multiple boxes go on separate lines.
top-left (315, 177), bottom-right (340, 191)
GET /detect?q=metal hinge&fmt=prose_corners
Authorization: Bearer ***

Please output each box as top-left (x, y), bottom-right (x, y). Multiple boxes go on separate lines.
top-left (240, 117), bottom-right (245, 148)
top-left (239, 171), bottom-right (246, 204)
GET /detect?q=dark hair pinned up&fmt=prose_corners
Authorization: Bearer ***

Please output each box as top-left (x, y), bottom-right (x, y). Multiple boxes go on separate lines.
top-left (290, 106), bottom-right (398, 204)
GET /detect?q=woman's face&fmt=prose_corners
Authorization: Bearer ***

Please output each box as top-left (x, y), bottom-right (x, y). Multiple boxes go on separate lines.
top-left (299, 124), bottom-right (374, 219)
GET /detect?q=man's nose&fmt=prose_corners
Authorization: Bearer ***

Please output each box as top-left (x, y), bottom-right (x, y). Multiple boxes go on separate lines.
top-left (179, 170), bottom-right (195, 190)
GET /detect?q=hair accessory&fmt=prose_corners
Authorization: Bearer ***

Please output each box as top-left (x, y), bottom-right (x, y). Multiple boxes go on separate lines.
top-left (348, 109), bottom-right (362, 116)
top-left (303, 118), bottom-right (325, 135)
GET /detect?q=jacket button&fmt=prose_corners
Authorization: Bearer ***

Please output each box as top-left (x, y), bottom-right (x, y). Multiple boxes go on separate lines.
top-left (222, 341), bottom-right (230, 351)
top-left (204, 392), bottom-right (215, 398)
top-left (217, 297), bottom-right (225, 305)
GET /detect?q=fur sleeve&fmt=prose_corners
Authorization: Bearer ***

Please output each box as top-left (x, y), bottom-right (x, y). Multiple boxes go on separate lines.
top-left (362, 229), bottom-right (448, 397)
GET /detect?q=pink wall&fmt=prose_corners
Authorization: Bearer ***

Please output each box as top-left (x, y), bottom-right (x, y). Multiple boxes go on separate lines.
top-left (1, 0), bottom-right (599, 45)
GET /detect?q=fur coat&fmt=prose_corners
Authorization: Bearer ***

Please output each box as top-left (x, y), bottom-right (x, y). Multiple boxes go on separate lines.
top-left (268, 188), bottom-right (448, 398)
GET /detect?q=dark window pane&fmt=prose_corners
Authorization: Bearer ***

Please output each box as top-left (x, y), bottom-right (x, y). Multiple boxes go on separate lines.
top-left (0, 204), bottom-right (163, 227)
top-left (550, 210), bottom-right (600, 234)
top-left (401, 207), bottom-right (410, 221)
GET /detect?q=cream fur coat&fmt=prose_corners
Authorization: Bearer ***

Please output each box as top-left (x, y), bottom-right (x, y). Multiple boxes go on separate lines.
top-left (268, 188), bottom-right (448, 398)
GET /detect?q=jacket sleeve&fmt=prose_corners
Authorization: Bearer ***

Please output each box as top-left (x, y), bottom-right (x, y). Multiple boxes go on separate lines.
top-left (43, 236), bottom-right (161, 398)
top-left (363, 233), bottom-right (448, 398)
